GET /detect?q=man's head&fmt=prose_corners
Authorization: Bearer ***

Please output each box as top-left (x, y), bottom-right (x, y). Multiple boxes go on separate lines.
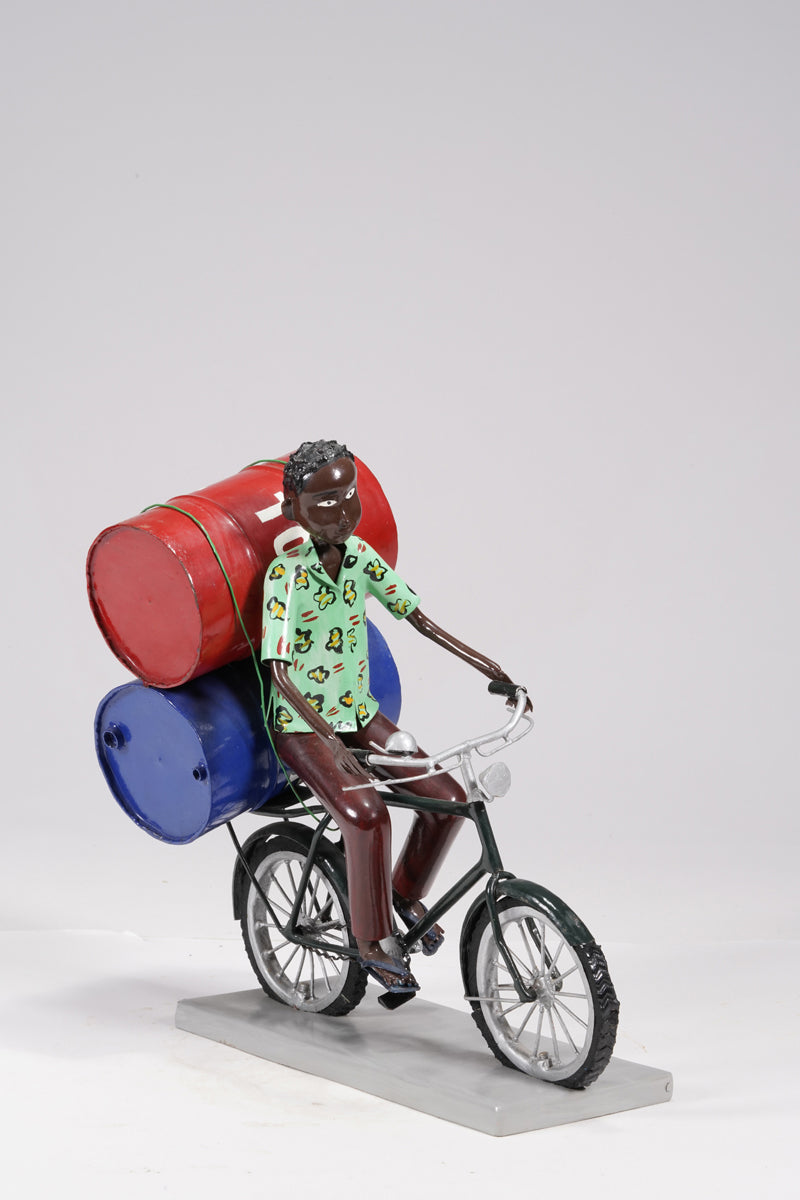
top-left (282, 440), bottom-right (354, 497)
top-left (281, 439), bottom-right (361, 545)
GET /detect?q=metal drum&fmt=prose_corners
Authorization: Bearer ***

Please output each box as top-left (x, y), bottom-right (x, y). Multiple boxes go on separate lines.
top-left (87, 456), bottom-right (398, 687)
top-left (95, 620), bottom-right (402, 844)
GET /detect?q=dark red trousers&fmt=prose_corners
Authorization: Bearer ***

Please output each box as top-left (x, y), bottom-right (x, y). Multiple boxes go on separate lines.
top-left (273, 711), bottom-right (466, 942)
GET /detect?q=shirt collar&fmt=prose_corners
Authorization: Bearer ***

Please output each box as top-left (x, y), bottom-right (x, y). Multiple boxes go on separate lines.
top-left (295, 534), bottom-right (357, 582)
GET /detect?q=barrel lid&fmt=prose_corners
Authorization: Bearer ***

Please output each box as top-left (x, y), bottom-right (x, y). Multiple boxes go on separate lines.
top-left (95, 682), bottom-right (212, 843)
top-left (87, 524), bottom-right (203, 686)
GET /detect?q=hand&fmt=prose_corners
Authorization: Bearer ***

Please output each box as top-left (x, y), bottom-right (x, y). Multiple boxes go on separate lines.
top-left (490, 670), bottom-right (533, 714)
top-left (326, 735), bottom-right (373, 783)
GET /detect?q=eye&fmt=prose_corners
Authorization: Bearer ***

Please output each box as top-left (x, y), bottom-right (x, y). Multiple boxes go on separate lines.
top-left (345, 488), bottom-right (356, 500)
top-left (317, 499), bottom-right (337, 508)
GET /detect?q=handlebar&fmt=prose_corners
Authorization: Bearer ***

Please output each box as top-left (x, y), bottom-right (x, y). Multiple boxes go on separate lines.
top-left (487, 679), bottom-right (519, 699)
top-left (357, 684), bottom-right (532, 785)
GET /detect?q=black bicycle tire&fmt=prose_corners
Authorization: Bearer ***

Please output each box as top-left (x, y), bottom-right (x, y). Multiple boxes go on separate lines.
top-left (464, 897), bottom-right (619, 1088)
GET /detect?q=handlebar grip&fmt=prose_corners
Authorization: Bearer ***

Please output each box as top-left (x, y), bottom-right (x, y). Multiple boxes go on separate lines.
top-left (487, 680), bottom-right (519, 698)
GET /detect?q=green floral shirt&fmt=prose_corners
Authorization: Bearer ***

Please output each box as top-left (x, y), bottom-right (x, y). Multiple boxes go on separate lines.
top-left (261, 536), bottom-right (419, 734)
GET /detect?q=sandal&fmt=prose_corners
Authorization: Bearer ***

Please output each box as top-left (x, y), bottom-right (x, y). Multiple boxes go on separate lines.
top-left (393, 894), bottom-right (445, 957)
top-left (358, 953), bottom-right (419, 994)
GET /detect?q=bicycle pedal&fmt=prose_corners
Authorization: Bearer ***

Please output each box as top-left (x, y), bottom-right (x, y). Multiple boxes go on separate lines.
top-left (378, 989), bottom-right (417, 1012)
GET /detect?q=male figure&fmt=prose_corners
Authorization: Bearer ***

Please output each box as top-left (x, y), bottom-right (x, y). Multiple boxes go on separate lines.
top-left (262, 439), bottom-right (521, 994)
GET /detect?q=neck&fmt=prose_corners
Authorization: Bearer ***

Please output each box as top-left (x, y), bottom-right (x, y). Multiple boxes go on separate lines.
top-left (314, 539), bottom-right (344, 582)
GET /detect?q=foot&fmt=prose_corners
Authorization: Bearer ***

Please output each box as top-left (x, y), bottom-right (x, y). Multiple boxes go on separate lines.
top-left (357, 939), bottom-right (419, 993)
top-left (392, 893), bottom-right (445, 956)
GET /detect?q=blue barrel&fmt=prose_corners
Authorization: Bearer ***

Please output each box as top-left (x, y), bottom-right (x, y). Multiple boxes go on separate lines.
top-left (95, 620), bottom-right (402, 844)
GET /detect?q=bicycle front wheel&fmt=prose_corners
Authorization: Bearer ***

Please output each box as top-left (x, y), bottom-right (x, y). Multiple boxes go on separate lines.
top-left (464, 898), bottom-right (619, 1087)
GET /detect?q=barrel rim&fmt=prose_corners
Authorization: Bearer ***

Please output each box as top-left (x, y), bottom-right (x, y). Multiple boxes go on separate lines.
top-left (87, 522), bottom-right (203, 687)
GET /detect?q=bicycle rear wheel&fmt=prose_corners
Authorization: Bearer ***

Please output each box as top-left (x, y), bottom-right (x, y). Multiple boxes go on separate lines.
top-left (464, 898), bottom-right (619, 1087)
top-left (241, 832), bottom-right (367, 1016)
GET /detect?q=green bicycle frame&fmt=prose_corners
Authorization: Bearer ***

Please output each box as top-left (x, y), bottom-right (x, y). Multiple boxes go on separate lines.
top-left (229, 783), bottom-right (593, 1005)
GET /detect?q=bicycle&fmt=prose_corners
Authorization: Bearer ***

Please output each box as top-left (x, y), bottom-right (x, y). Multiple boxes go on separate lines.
top-left (229, 682), bottom-right (620, 1089)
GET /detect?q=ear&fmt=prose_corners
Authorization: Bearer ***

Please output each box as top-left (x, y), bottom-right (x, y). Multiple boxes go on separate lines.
top-left (281, 494), bottom-right (295, 521)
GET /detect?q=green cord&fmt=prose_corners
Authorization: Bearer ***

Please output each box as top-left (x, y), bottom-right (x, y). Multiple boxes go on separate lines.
top-left (141, 499), bottom-right (318, 821)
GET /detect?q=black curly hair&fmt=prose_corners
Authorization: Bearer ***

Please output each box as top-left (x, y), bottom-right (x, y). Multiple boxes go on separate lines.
top-left (283, 440), bottom-right (354, 495)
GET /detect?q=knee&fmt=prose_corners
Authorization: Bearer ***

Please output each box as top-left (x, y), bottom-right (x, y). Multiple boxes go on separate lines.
top-left (341, 790), bottom-right (391, 836)
top-left (428, 774), bottom-right (467, 807)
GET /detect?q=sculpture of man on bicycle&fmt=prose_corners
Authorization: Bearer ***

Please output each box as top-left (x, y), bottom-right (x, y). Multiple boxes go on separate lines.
top-left (262, 438), bottom-right (523, 997)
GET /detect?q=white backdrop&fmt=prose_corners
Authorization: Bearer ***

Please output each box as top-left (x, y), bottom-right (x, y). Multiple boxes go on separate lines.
top-left (2, 3), bottom-right (798, 1190)
top-left (4, 0), bottom-right (796, 941)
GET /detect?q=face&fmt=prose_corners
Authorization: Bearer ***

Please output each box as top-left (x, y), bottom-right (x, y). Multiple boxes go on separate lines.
top-left (284, 456), bottom-right (362, 546)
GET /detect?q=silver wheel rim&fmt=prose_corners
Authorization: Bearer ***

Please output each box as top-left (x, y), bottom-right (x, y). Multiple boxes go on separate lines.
top-left (475, 905), bottom-right (595, 1081)
top-left (246, 849), bottom-right (352, 1012)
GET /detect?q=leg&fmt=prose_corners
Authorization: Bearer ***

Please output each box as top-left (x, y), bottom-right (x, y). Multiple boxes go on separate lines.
top-left (274, 730), bottom-right (419, 992)
top-left (348, 712), bottom-right (467, 903)
top-left (272, 731), bottom-right (393, 943)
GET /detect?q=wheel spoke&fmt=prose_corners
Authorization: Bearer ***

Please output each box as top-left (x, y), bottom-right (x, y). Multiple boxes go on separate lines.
top-left (293, 948), bottom-right (307, 988)
top-left (271, 873), bottom-right (295, 913)
top-left (510, 1001), bottom-right (538, 1044)
top-left (493, 943), bottom-right (535, 979)
top-left (532, 1007), bottom-right (544, 1058)
top-left (547, 1009), bottom-right (560, 1065)
top-left (304, 874), bottom-right (323, 921)
top-left (552, 1004), bottom-right (579, 1055)
top-left (553, 998), bottom-right (588, 1030)
top-left (496, 997), bottom-right (533, 1018)
top-left (308, 873), bottom-right (322, 910)
top-left (260, 898), bottom-right (292, 921)
top-left (285, 862), bottom-right (303, 913)
top-left (281, 942), bottom-right (301, 972)
top-left (267, 936), bottom-right (292, 953)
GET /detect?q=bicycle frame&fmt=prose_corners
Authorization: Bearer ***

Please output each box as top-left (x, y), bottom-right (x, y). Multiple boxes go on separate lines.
top-left (229, 692), bottom-right (592, 1006)
top-left (230, 783), bottom-right (500, 959)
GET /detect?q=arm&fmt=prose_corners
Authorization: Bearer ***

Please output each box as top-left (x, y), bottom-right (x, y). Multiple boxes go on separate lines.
top-left (270, 661), bottom-right (371, 780)
top-left (407, 607), bottom-right (530, 704)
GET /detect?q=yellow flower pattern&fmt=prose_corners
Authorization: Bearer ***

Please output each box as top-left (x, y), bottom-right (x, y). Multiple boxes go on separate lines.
top-left (314, 585), bottom-right (335, 610)
top-left (294, 628), bottom-right (313, 654)
top-left (326, 628), bottom-right (344, 654)
top-left (266, 597), bottom-right (286, 620)
top-left (275, 706), bottom-right (294, 731)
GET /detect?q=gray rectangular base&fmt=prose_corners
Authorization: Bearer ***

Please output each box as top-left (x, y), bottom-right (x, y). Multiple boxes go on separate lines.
top-left (176, 989), bottom-right (672, 1136)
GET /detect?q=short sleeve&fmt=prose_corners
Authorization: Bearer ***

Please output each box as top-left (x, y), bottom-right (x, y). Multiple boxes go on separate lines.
top-left (359, 546), bottom-right (420, 621)
top-left (261, 560), bottom-right (293, 662)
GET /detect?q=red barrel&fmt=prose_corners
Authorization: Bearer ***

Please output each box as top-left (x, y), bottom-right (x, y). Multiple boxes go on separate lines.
top-left (87, 456), bottom-right (398, 688)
